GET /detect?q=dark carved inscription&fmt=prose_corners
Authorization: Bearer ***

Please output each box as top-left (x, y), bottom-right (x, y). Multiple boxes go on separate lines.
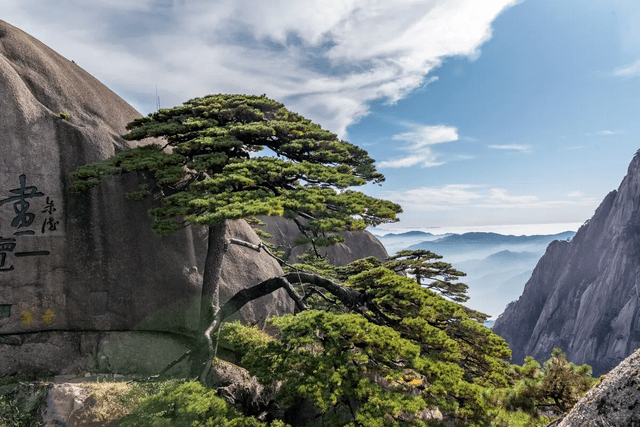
top-left (0, 174), bottom-right (44, 235)
top-left (0, 304), bottom-right (10, 318)
top-left (41, 196), bottom-right (59, 232)
top-left (0, 238), bottom-right (16, 271)
top-left (90, 291), bottom-right (108, 316)
top-left (0, 175), bottom-right (55, 271)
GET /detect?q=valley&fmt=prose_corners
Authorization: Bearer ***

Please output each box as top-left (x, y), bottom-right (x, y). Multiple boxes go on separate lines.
top-left (372, 230), bottom-right (576, 319)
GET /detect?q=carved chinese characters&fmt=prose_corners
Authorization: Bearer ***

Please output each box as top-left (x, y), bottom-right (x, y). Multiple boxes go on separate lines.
top-left (0, 174), bottom-right (59, 272)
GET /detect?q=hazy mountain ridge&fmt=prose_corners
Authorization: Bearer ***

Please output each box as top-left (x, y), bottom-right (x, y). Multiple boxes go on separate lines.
top-left (372, 231), bottom-right (576, 319)
top-left (411, 231), bottom-right (575, 248)
top-left (406, 231), bottom-right (575, 264)
top-left (456, 250), bottom-right (540, 272)
top-left (372, 231), bottom-right (452, 254)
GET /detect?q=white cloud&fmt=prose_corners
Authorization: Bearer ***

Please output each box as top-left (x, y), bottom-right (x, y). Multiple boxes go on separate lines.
top-left (387, 185), bottom-right (598, 212)
top-left (488, 144), bottom-right (532, 153)
top-left (378, 156), bottom-right (444, 169)
top-left (378, 124), bottom-right (459, 168)
top-left (612, 59), bottom-right (640, 77)
top-left (1, 0), bottom-right (517, 137)
top-left (378, 123), bottom-right (460, 169)
top-left (386, 184), bottom-right (483, 210)
top-left (567, 191), bottom-right (583, 197)
top-left (393, 124), bottom-right (459, 148)
top-left (597, 130), bottom-right (624, 135)
top-left (488, 188), bottom-right (538, 204)
top-left (584, 130), bottom-right (625, 136)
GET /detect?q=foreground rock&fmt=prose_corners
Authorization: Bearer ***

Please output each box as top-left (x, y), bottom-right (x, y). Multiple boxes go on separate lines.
top-left (558, 348), bottom-right (640, 426)
top-left (494, 151), bottom-right (640, 375)
top-left (0, 20), bottom-right (292, 377)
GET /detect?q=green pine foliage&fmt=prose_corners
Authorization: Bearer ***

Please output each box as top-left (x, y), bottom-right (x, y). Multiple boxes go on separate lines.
top-left (71, 94), bottom-right (401, 238)
top-left (504, 348), bottom-right (596, 417)
top-left (0, 381), bottom-right (48, 427)
top-left (221, 255), bottom-right (595, 426)
top-left (386, 250), bottom-right (469, 303)
top-left (117, 380), bottom-right (288, 427)
top-left (227, 261), bottom-right (509, 425)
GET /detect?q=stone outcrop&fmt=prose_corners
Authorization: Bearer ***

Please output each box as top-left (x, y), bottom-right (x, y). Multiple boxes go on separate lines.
top-left (42, 383), bottom-right (96, 427)
top-left (494, 151), bottom-right (640, 375)
top-left (0, 20), bottom-right (292, 376)
top-left (257, 215), bottom-right (389, 266)
top-left (558, 348), bottom-right (640, 426)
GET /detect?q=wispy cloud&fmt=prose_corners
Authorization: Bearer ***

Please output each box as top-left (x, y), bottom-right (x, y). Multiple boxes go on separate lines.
top-left (488, 188), bottom-right (537, 204)
top-left (387, 185), bottom-right (598, 211)
top-left (3, 0), bottom-right (517, 137)
top-left (378, 124), bottom-right (459, 168)
top-left (385, 184), bottom-right (483, 210)
top-left (612, 59), bottom-right (640, 77)
top-left (377, 155), bottom-right (444, 169)
top-left (585, 130), bottom-right (625, 136)
top-left (393, 124), bottom-right (459, 148)
top-left (567, 191), bottom-right (583, 197)
top-left (488, 144), bottom-right (532, 153)
top-left (597, 130), bottom-right (624, 135)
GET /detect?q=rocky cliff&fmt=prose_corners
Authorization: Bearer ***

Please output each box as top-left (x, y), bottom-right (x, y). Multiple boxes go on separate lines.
top-left (0, 20), bottom-right (292, 376)
top-left (558, 348), bottom-right (640, 426)
top-left (494, 151), bottom-right (640, 375)
top-left (257, 215), bottom-right (389, 266)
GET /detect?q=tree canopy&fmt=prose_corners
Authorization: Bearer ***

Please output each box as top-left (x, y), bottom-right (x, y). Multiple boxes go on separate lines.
top-left (71, 94), bottom-right (401, 241)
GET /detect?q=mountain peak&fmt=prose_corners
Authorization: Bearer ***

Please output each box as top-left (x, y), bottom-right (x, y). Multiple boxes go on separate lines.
top-left (493, 153), bottom-right (640, 375)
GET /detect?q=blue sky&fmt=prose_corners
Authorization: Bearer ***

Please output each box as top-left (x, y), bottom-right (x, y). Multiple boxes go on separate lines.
top-left (3, 0), bottom-right (640, 234)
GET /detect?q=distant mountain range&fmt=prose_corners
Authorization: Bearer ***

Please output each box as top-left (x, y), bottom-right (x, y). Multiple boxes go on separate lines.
top-left (405, 231), bottom-right (575, 263)
top-left (371, 230), bottom-right (576, 319)
top-left (456, 251), bottom-right (541, 320)
top-left (373, 231), bottom-right (452, 255)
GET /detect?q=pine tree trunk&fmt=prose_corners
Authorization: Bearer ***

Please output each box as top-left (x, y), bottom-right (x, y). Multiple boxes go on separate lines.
top-left (190, 221), bottom-right (227, 377)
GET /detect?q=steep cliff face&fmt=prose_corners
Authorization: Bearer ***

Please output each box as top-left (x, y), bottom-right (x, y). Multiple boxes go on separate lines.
top-left (494, 152), bottom-right (640, 375)
top-left (0, 20), bottom-right (292, 376)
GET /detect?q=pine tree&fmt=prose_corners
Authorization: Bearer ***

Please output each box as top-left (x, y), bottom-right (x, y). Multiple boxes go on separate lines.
top-left (386, 249), bottom-right (469, 303)
top-left (71, 94), bottom-right (401, 375)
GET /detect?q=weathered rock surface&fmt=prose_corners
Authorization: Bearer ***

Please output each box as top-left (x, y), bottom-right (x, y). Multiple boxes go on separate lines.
top-left (257, 215), bottom-right (389, 266)
top-left (1, 331), bottom-right (190, 377)
top-left (558, 347), bottom-right (640, 426)
top-left (0, 20), bottom-right (292, 376)
top-left (42, 383), bottom-right (96, 427)
top-left (494, 151), bottom-right (640, 375)
top-left (218, 219), bottom-right (294, 325)
top-left (207, 359), bottom-right (282, 421)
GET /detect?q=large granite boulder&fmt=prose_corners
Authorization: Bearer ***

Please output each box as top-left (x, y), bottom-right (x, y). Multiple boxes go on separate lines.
top-left (558, 348), bottom-right (640, 426)
top-left (494, 151), bottom-right (640, 375)
top-left (0, 20), bottom-right (293, 376)
top-left (257, 215), bottom-right (389, 266)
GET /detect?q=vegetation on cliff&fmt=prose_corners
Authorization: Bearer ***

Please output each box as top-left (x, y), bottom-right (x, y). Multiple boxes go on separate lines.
top-left (67, 94), bottom-right (595, 426)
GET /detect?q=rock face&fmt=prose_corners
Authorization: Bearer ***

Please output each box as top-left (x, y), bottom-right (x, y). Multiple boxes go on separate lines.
top-left (0, 20), bottom-right (292, 376)
top-left (558, 348), bottom-right (640, 426)
top-left (494, 151), bottom-right (640, 375)
top-left (257, 215), bottom-right (389, 266)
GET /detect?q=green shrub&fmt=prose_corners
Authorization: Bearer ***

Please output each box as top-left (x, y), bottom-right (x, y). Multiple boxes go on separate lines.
top-left (117, 380), bottom-right (287, 427)
top-left (0, 382), bottom-right (48, 427)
